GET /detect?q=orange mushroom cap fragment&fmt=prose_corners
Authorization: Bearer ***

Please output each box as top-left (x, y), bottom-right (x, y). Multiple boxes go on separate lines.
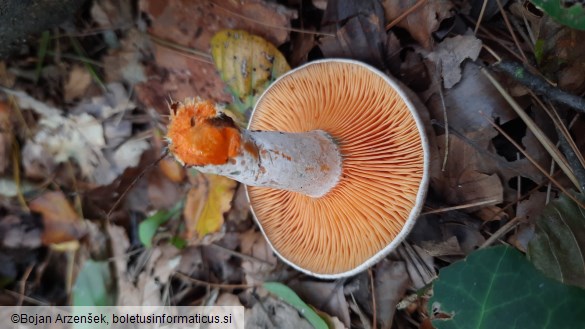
top-left (247, 59), bottom-right (430, 278)
top-left (166, 99), bottom-right (242, 166)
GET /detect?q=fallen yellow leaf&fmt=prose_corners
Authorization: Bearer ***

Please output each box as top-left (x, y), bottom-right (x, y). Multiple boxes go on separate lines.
top-left (184, 173), bottom-right (237, 239)
top-left (211, 29), bottom-right (290, 118)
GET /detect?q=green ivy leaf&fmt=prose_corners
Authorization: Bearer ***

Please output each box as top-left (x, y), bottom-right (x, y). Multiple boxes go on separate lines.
top-left (528, 193), bottom-right (585, 289)
top-left (430, 246), bottom-right (585, 329)
top-left (530, 0), bottom-right (585, 30)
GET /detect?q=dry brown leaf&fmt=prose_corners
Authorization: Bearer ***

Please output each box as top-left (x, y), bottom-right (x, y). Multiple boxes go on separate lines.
top-left (427, 34), bottom-right (482, 88)
top-left (420, 236), bottom-right (463, 257)
top-left (433, 134), bottom-right (504, 207)
top-left (159, 158), bottom-right (185, 183)
top-left (0, 214), bottom-right (42, 249)
top-left (239, 229), bottom-right (277, 285)
top-left (474, 205), bottom-right (507, 222)
top-left (319, 0), bottom-right (387, 68)
top-left (516, 191), bottom-right (548, 221)
top-left (6, 87), bottom-right (148, 186)
top-left (29, 191), bottom-right (87, 245)
top-left (245, 296), bottom-right (314, 329)
top-left (108, 224), bottom-right (141, 305)
top-left (289, 280), bottom-right (350, 328)
top-left (216, 293), bottom-right (243, 307)
top-left (425, 63), bottom-right (516, 136)
top-left (382, 0), bottom-right (454, 48)
top-left (507, 222), bottom-right (535, 252)
top-left (449, 169), bottom-right (503, 205)
top-left (63, 65), bottom-right (92, 102)
top-left (102, 29), bottom-right (148, 85)
top-left (0, 100), bottom-right (12, 174)
top-left (138, 0), bottom-right (296, 107)
top-left (135, 244), bottom-right (181, 305)
top-left (147, 168), bottom-right (183, 210)
top-left (374, 260), bottom-right (410, 329)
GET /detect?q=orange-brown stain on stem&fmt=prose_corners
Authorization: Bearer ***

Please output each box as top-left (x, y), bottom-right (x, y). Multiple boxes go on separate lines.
top-left (166, 100), bottom-right (241, 166)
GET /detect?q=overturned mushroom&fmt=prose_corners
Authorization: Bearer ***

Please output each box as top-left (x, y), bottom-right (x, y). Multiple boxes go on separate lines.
top-left (166, 59), bottom-right (430, 278)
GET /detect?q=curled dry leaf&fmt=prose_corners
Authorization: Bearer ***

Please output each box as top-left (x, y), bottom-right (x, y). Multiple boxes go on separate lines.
top-left (29, 191), bottom-right (87, 245)
top-left (0, 100), bottom-right (12, 174)
top-left (382, 0), bottom-right (454, 48)
top-left (245, 296), bottom-right (315, 329)
top-left (427, 34), bottom-right (482, 88)
top-left (319, 0), bottom-right (388, 68)
top-left (0, 214), bottom-right (43, 249)
top-left (288, 280), bottom-right (350, 328)
top-left (158, 158), bottom-right (185, 183)
top-left (433, 134), bottom-right (504, 208)
top-left (374, 259), bottom-right (410, 329)
top-left (239, 229), bottom-right (277, 286)
top-left (138, 0), bottom-right (296, 109)
top-left (6, 86), bottom-right (149, 186)
top-left (63, 65), bottom-right (92, 102)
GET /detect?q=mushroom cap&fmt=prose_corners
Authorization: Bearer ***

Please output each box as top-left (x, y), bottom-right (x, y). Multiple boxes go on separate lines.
top-left (247, 59), bottom-right (430, 278)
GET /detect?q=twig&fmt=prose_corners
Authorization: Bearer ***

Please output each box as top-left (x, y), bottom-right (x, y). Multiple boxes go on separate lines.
top-left (369, 268), bottom-right (377, 329)
top-left (148, 34), bottom-right (213, 64)
top-left (481, 67), bottom-right (580, 190)
top-left (212, 3), bottom-right (333, 36)
top-left (494, 0), bottom-right (529, 63)
top-left (422, 199), bottom-right (500, 215)
top-left (174, 271), bottom-right (255, 289)
top-left (209, 243), bottom-right (275, 267)
top-left (385, 0), bottom-right (427, 31)
top-left (480, 217), bottom-right (520, 248)
top-left (106, 149), bottom-right (169, 219)
top-left (474, 0), bottom-right (489, 34)
top-left (557, 127), bottom-right (585, 192)
top-left (493, 60), bottom-right (585, 113)
top-left (481, 112), bottom-right (585, 209)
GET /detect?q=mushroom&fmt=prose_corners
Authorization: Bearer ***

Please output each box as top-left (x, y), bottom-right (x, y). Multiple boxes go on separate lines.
top-left (166, 59), bottom-right (430, 278)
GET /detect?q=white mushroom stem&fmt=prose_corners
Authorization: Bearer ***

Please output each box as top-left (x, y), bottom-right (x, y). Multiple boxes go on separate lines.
top-left (196, 129), bottom-right (343, 198)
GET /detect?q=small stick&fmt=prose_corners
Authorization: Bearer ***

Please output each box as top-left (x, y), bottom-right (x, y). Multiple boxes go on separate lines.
top-left (106, 150), bottom-right (169, 219)
top-left (369, 268), bottom-right (377, 329)
top-left (493, 60), bottom-right (585, 113)
top-left (173, 271), bottom-right (255, 289)
top-left (385, 0), bottom-right (427, 31)
top-left (481, 112), bottom-right (585, 209)
top-left (480, 217), bottom-right (521, 248)
top-left (422, 199), bottom-right (499, 215)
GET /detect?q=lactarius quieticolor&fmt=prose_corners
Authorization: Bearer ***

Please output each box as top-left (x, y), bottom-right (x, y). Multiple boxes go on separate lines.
top-left (166, 59), bottom-right (430, 278)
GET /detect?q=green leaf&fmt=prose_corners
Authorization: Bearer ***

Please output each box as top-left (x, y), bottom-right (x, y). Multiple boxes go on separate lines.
top-left (211, 29), bottom-right (290, 120)
top-left (430, 246), bottom-right (585, 329)
top-left (72, 260), bottom-right (116, 306)
top-left (529, 0), bottom-right (585, 30)
top-left (139, 201), bottom-right (183, 247)
top-left (263, 282), bottom-right (328, 329)
top-left (35, 31), bottom-right (50, 83)
top-left (528, 193), bottom-right (585, 289)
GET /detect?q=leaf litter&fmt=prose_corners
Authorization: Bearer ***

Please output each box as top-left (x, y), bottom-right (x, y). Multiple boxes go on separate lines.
top-left (2, 0), bottom-right (585, 328)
